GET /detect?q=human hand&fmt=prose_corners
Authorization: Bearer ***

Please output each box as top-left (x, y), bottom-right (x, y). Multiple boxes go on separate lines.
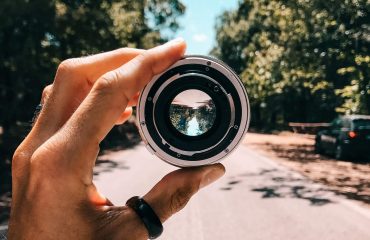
top-left (9, 39), bottom-right (225, 240)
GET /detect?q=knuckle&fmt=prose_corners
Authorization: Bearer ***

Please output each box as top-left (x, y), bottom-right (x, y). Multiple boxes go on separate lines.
top-left (94, 71), bottom-right (119, 94)
top-left (137, 51), bottom-right (150, 63)
top-left (29, 146), bottom-right (62, 179)
top-left (29, 151), bottom-right (46, 173)
top-left (11, 147), bottom-right (32, 179)
top-left (58, 58), bottom-right (76, 72)
top-left (12, 148), bottom-right (28, 163)
top-left (12, 148), bottom-right (29, 169)
top-left (133, 51), bottom-right (154, 75)
top-left (41, 85), bottom-right (53, 101)
top-left (56, 58), bottom-right (83, 79)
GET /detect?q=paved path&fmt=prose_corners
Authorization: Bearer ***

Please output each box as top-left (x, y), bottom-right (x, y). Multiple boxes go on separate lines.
top-left (94, 143), bottom-right (370, 240)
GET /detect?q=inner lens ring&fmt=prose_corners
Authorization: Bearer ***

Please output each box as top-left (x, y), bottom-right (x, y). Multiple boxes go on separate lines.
top-left (152, 72), bottom-right (232, 139)
top-left (152, 74), bottom-right (232, 154)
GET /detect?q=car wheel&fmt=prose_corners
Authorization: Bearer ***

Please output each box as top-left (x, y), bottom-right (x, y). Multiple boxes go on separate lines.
top-left (335, 144), bottom-right (346, 160)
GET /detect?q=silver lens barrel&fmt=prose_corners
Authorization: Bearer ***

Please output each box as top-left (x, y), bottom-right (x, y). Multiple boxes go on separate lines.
top-left (137, 55), bottom-right (250, 167)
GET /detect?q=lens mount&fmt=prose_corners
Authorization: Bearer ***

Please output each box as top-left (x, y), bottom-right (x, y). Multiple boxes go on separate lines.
top-left (137, 55), bottom-right (250, 167)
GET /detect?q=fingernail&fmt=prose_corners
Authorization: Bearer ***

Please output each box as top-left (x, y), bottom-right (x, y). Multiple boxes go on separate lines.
top-left (166, 37), bottom-right (185, 46)
top-left (200, 164), bottom-right (225, 188)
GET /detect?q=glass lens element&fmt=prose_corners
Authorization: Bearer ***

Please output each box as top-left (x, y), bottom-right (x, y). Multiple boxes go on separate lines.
top-left (169, 90), bottom-right (216, 136)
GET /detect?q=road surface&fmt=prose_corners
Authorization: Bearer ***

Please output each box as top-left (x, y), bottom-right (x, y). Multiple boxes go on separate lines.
top-left (94, 143), bottom-right (370, 240)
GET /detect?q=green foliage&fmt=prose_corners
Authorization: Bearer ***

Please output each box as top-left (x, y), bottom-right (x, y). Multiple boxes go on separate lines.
top-left (213, 0), bottom-right (369, 128)
top-left (0, 0), bottom-right (185, 161)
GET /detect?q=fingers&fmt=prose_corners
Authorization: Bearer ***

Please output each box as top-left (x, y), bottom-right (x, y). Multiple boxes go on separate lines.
top-left (41, 85), bottom-right (53, 104)
top-left (75, 48), bottom-right (146, 84)
top-left (55, 48), bottom-right (146, 85)
top-left (14, 48), bottom-right (145, 176)
top-left (143, 163), bottom-right (225, 222)
top-left (37, 48), bottom-right (144, 132)
top-left (115, 107), bottom-right (133, 125)
top-left (34, 39), bottom-right (185, 180)
top-left (27, 49), bottom-right (144, 151)
top-left (63, 38), bottom-right (186, 149)
top-left (115, 93), bottom-right (139, 125)
top-left (13, 84), bottom-right (54, 162)
top-left (109, 38), bottom-right (186, 99)
top-left (128, 92), bottom-right (140, 107)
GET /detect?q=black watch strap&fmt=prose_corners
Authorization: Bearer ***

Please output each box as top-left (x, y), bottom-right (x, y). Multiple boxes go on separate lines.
top-left (126, 196), bottom-right (163, 239)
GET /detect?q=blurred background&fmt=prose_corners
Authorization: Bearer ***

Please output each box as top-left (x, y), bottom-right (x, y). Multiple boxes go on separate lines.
top-left (1, 0), bottom-right (369, 236)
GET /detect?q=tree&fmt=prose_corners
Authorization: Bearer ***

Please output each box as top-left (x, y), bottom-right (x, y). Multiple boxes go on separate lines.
top-left (0, 0), bottom-right (185, 170)
top-left (212, 0), bottom-right (369, 129)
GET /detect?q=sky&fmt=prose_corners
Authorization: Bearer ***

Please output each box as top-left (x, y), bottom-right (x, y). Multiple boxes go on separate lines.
top-left (172, 0), bottom-right (239, 55)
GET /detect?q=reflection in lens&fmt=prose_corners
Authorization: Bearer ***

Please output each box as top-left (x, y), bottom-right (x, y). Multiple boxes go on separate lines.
top-left (169, 90), bottom-right (216, 136)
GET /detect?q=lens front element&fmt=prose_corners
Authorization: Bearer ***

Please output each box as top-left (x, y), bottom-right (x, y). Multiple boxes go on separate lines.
top-left (169, 89), bottom-right (216, 137)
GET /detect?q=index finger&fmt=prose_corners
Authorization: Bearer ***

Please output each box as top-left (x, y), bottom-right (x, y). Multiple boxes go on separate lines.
top-left (55, 39), bottom-right (186, 170)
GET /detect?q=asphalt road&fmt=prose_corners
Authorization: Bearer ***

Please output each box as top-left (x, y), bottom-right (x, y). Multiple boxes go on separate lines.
top-left (94, 143), bottom-right (370, 240)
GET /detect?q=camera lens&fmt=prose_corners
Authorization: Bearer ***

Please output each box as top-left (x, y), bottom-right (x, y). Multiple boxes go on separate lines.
top-left (169, 89), bottom-right (217, 137)
top-left (137, 55), bottom-right (250, 167)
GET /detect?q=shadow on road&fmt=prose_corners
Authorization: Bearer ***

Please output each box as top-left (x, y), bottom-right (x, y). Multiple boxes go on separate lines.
top-left (262, 144), bottom-right (370, 204)
top-left (251, 141), bottom-right (370, 164)
top-left (265, 143), bottom-right (370, 164)
top-left (221, 168), bottom-right (335, 206)
top-left (246, 133), bottom-right (370, 206)
top-left (94, 159), bottom-right (130, 177)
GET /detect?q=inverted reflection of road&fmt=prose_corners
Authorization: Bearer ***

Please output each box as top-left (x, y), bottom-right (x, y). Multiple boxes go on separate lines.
top-left (169, 89), bottom-right (216, 136)
top-left (187, 117), bottom-right (200, 136)
top-left (94, 142), bottom-right (370, 240)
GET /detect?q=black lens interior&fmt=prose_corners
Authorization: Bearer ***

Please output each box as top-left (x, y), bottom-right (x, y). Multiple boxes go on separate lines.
top-left (153, 75), bottom-right (230, 152)
top-left (143, 62), bottom-right (243, 161)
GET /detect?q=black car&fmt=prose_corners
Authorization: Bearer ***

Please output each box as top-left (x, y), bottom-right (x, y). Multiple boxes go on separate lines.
top-left (315, 115), bottom-right (370, 159)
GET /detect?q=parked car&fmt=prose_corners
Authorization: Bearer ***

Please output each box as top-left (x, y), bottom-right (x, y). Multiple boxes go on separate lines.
top-left (315, 115), bottom-right (370, 159)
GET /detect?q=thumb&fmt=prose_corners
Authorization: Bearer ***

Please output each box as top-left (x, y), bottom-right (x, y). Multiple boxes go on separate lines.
top-left (107, 164), bottom-right (225, 240)
top-left (143, 163), bottom-right (225, 222)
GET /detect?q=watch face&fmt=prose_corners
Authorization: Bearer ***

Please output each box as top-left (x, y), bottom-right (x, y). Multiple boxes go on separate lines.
top-left (137, 55), bottom-right (250, 167)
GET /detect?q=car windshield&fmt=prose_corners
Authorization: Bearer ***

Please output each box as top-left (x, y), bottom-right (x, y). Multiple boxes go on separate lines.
top-left (353, 119), bottom-right (370, 129)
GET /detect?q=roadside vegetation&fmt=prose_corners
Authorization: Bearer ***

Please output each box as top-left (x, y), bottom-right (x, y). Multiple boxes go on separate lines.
top-left (212, 0), bottom-right (369, 130)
